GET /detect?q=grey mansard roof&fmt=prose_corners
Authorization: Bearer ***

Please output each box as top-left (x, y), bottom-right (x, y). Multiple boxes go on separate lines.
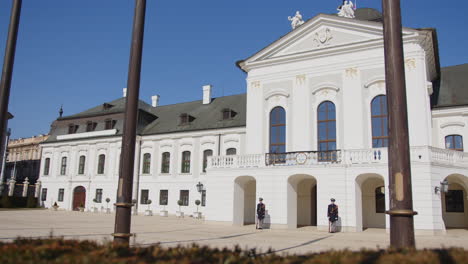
top-left (433, 64), bottom-right (468, 108)
top-left (44, 93), bottom-right (247, 143)
top-left (142, 93), bottom-right (246, 135)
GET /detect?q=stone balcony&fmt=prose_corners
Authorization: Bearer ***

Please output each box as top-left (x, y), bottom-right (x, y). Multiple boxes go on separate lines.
top-left (208, 146), bottom-right (468, 169)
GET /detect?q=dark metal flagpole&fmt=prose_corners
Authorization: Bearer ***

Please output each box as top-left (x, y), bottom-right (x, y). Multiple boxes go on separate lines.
top-left (382, 0), bottom-right (417, 248)
top-left (0, 0), bottom-right (22, 183)
top-left (113, 0), bottom-right (146, 245)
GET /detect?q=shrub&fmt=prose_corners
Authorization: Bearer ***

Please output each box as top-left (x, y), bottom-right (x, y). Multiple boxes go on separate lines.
top-left (0, 238), bottom-right (468, 264)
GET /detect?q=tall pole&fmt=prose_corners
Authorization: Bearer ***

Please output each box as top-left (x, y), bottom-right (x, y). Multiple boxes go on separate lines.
top-left (113, 0), bottom-right (146, 245)
top-left (382, 0), bottom-right (417, 248)
top-left (0, 128), bottom-right (11, 195)
top-left (0, 0), bottom-right (22, 192)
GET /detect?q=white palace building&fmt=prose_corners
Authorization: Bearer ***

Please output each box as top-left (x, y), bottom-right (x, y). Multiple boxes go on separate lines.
top-left (38, 8), bottom-right (468, 233)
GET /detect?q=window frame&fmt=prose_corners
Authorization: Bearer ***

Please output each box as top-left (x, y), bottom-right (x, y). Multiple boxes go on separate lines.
top-left (60, 157), bottom-right (67, 175)
top-left (202, 149), bottom-right (213, 173)
top-left (104, 119), bottom-right (116, 130)
top-left (95, 189), bottom-right (103, 203)
top-left (181, 151), bottom-right (191, 173)
top-left (161, 152), bottom-right (170, 174)
top-left (58, 188), bottom-right (64, 202)
top-left (180, 190), bottom-right (189, 206)
top-left (142, 153), bottom-right (151, 174)
top-left (140, 189), bottom-right (149, 205)
top-left (226, 148), bottom-right (237, 155)
top-left (201, 190), bottom-right (206, 207)
top-left (86, 121), bottom-right (97, 132)
top-left (43, 158), bottom-right (50, 176)
top-left (159, 190), bottom-right (168, 206)
top-left (97, 154), bottom-right (106, 175)
top-left (41, 188), bottom-right (47, 201)
top-left (445, 135), bottom-right (464, 152)
top-left (371, 95), bottom-right (389, 148)
top-left (68, 124), bottom-right (78, 134)
top-left (269, 106), bottom-right (286, 154)
top-left (317, 101), bottom-right (337, 162)
top-left (78, 155), bottom-right (86, 175)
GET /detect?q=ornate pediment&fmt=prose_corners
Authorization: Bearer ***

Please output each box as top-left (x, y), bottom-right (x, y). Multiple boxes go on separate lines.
top-left (241, 14), bottom-right (420, 69)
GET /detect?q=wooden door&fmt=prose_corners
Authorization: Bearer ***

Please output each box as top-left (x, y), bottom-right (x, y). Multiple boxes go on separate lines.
top-left (73, 186), bottom-right (86, 210)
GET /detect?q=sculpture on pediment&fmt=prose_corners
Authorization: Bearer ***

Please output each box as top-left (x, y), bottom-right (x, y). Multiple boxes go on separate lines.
top-left (337, 1), bottom-right (355, 18)
top-left (288, 11), bottom-right (305, 30)
top-left (313, 28), bottom-right (333, 47)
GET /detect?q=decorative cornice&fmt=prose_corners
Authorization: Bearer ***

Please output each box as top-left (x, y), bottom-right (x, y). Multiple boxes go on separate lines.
top-left (311, 82), bottom-right (340, 95)
top-left (364, 76), bottom-right (385, 88)
top-left (264, 90), bottom-right (290, 100)
top-left (440, 122), bottom-right (466, 129)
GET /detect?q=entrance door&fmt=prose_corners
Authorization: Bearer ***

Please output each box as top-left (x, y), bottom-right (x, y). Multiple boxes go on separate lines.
top-left (73, 186), bottom-right (86, 210)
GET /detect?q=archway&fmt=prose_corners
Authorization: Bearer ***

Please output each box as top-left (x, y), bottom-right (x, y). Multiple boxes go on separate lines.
top-left (356, 174), bottom-right (386, 231)
top-left (233, 176), bottom-right (256, 226)
top-left (442, 174), bottom-right (468, 229)
top-left (72, 186), bottom-right (86, 211)
top-left (287, 174), bottom-right (317, 229)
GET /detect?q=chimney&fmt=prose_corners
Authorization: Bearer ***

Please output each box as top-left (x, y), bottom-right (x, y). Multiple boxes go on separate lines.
top-left (203, 85), bottom-right (212, 105)
top-left (123, 88), bottom-right (127, 97)
top-left (151, 95), bottom-right (160, 107)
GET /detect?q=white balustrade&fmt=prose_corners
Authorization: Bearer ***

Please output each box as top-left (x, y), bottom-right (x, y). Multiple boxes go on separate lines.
top-left (208, 146), bottom-right (468, 169)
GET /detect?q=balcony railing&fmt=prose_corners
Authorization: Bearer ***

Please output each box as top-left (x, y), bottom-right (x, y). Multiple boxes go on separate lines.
top-left (208, 146), bottom-right (468, 169)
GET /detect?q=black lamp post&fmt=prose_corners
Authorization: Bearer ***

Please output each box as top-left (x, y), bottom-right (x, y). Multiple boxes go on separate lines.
top-left (196, 182), bottom-right (204, 193)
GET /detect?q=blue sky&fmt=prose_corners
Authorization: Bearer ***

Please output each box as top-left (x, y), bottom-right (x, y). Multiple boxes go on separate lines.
top-left (0, 0), bottom-right (466, 139)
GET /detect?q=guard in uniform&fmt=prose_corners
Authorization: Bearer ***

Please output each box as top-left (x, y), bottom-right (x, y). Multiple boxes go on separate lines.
top-left (256, 198), bottom-right (266, 229)
top-left (327, 198), bottom-right (339, 233)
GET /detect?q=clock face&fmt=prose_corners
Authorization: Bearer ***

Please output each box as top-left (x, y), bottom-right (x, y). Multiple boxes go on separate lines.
top-left (296, 152), bottom-right (307, 165)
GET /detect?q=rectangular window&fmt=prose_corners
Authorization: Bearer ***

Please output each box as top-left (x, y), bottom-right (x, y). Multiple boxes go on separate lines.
top-left (202, 150), bottom-right (213, 172)
top-left (140, 189), bottom-right (149, 204)
top-left (43, 158), bottom-right (50, 175)
top-left (60, 157), bottom-right (67, 175)
top-left (201, 190), bottom-right (206, 207)
top-left (95, 189), bottom-right (103, 203)
top-left (181, 151), bottom-right (191, 173)
top-left (180, 190), bottom-right (189, 206)
top-left (446, 190), bottom-right (464, 213)
top-left (105, 119), bottom-right (116, 130)
top-left (86, 122), bottom-right (97, 132)
top-left (159, 190), bottom-right (168, 206)
top-left (161, 152), bottom-right (170, 173)
top-left (68, 124), bottom-right (78, 134)
top-left (97, 154), bottom-right (105, 174)
top-left (41, 188), bottom-right (47, 201)
top-left (78, 156), bottom-right (86, 175)
top-left (58, 188), bottom-right (64, 202)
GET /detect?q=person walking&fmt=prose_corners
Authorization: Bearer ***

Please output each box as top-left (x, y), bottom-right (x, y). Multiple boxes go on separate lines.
top-left (256, 197), bottom-right (266, 229)
top-left (327, 198), bottom-right (339, 233)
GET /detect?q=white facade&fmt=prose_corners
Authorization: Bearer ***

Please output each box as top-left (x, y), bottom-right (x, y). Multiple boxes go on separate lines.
top-left (40, 11), bottom-right (468, 233)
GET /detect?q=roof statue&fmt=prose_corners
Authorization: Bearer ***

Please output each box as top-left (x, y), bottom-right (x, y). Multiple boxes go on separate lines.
top-left (288, 11), bottom-right (305, 30)
top-left (337, 0), bottom-right (355, 18)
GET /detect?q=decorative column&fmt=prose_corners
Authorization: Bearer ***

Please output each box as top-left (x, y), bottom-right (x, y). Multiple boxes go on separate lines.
top-left (34, 180), bottom-right (41, 198)
top-left (22, 177), bottom-right (28, 197)
top-left (8, 178), bottom-right (15, 196)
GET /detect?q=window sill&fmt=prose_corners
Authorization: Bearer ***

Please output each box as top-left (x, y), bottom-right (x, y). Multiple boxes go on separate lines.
top-left (180, 173), bottom-right (192, 175)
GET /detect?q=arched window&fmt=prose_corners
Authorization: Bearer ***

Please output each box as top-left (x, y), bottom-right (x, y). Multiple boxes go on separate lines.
top-left (269, 106), bottom-right (286, 153)
top-left (43, 158), bottom-right (50, 176)
top-left (317, 101), bottom-right (336, 161)
top-left (142, 153), bottom-right (151, 174)
top-left (78, 156), bottom-right (86, 175)
top-left (226, 148), bottom-right (237, 155)
top-left (181, 151), bottom-right (191, 173)
top-left (375, 186), bottom-right (386, 213)
top-left (60, 157), bottom-right (67, 175)
top-left (203, 150), bottom-right (213, 172)
top-left (97, 154), bottom-right (105, 174)
top-left (445, 135), bottom-right (463, 151)
top-left (161, 152), bottom-right (170, 173)
top-left (371, 95), bottom-right (389, 148)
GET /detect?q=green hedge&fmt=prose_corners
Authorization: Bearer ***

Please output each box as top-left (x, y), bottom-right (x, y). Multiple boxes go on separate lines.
top-left (0, 238), bottom-right (467, 264)
top-left (0, 195), bottom-right (38, 208)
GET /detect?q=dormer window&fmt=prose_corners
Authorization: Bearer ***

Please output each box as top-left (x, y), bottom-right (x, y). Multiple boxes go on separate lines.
top-left (222, 108), bottom-right (237, 120)
top-left (86, 121), bottom-right (97, 132)
top-left (103, 103), bottom-right (113, 110)
top-left (105, 119), bottom-right (117, 130)
top-left (179, 113), bottom-right (194, 125)
top-left (68, 124), bottom-right (79, 134)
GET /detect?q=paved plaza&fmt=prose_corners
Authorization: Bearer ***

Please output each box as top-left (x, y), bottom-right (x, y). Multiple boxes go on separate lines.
top-left (0, 209), bottom-right (467, 255)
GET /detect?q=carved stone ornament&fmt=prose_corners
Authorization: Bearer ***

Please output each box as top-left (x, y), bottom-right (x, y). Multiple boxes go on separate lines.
top-left (345, 68), bottom-right (359, 78)
top-left (296, 74), bottom-right (306, 85)
top-left (313, 28), bottom-right (333, 47)
top-left (405, 58), bottom-right (416, 71)
top-left (251, 81), bottom-right (261, 89)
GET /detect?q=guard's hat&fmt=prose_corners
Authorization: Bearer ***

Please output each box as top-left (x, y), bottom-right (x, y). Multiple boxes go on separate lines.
top-left (259, 197), bottom-right (263, 201)
top-left (330, 198), bottom-right (336, 202)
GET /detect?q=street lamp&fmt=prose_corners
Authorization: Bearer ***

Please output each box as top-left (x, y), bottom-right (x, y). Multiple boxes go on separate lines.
top-left (435, 180), bottom-right (449, 194)
top-left (196, 182), bottom-right (204, 193)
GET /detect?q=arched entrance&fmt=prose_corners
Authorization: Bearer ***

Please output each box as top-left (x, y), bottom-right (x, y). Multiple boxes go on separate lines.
top-left (233, 176), bottom-right (256, 226)
top-left (287, 174), bottom-right (317, 229)
top-left (356, 174), bottom-right (386, 231)
top-left (72, 186), bottom-right (86, 211)
top-left (442, 174), bottom-right (468, 229)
